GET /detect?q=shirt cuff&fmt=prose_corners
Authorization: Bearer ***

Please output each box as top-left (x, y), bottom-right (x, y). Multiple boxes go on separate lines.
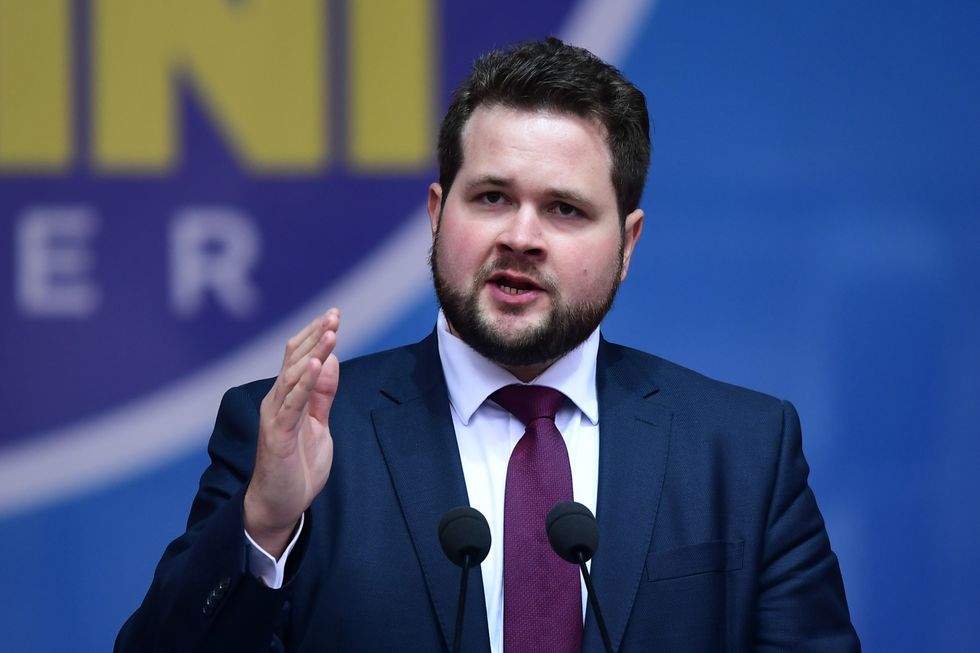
top-left (244, 513), bottom-right (305, 589)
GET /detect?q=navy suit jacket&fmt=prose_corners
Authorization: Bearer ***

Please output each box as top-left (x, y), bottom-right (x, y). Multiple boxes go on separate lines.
top-left (117, 334), bottom-right (859, 652)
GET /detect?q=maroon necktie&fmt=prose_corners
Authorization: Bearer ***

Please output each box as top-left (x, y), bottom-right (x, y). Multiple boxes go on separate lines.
top-left (491, 384), bottom-right (582, 653)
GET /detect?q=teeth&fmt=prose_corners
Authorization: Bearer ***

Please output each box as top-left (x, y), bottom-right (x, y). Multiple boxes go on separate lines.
top-left (499, 283), bottom-right (527, 295)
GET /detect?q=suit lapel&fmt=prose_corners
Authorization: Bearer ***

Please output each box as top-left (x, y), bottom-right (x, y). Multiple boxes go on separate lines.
top-left (585, 340), bottom-right (673, 652)
top-left (370, 335), bottom-right (670, 652)
top-left (371, 334), bottom-right (492, 653)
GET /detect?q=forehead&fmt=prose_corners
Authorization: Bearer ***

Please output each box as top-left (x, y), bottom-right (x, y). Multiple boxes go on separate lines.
top-left (457, 105), bottom-right (615, 198)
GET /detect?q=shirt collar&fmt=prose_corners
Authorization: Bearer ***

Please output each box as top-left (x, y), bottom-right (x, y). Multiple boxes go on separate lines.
top-left (436, 311), bottom-right (600, 426)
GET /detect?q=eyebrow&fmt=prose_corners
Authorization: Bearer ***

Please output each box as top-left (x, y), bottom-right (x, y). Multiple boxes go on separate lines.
top-left (463, 175), bottom-right (597, 210)
top-left (463, 175), bottom-right (510, 192)
top-left (550, 188), bottom-right (595, 210)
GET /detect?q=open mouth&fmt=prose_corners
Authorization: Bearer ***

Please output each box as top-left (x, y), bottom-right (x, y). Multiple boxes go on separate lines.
top-left (489, 272), bottom-right (543, 296)
top-left (498, 283), bottom-right (530, 295)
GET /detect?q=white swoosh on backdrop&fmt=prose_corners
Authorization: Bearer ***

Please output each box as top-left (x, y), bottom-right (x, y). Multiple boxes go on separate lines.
top-left (0, 0), bottom-right (658, 516)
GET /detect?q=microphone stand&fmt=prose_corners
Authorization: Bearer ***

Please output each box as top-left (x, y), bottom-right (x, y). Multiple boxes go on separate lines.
top-left (578, 551), bottom-right (613, 653)
top-left (453, 552), bottom-right (472, 653)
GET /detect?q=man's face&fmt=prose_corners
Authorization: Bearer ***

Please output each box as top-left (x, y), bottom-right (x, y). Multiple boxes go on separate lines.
top-left (428, 105), bottom-right (643, 377)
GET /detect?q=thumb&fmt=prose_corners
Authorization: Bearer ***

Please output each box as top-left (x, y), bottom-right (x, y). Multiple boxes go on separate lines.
top-left (308, 353), bottom-right (339, 425)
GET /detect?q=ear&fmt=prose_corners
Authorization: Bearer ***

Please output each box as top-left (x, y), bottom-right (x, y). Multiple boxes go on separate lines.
top-left (619, 208), bottom-right (644, 281)
top-left (427, 183), bottom-right (443, 236)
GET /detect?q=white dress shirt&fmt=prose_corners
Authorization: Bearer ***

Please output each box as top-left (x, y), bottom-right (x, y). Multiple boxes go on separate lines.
top-left (248, 312), bottom-right (601, 653)
top-left (436, 312), bottom-right (600, 653)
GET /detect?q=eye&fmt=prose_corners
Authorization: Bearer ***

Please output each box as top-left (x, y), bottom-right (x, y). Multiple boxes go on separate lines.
top-left (480, 191), bottom-right (505, 205)
top-left (552, 202), bottom-right (581, 218)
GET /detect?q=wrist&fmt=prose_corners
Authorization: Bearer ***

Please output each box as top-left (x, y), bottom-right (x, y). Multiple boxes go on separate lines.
top-left (243, 487), bottom-right (300, 559)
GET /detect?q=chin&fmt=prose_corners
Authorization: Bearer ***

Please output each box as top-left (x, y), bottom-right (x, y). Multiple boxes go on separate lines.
top-left (479, 308), bottom-right (547, 339)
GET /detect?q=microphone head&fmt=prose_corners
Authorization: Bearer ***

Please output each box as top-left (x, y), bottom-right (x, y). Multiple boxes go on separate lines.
top-left (546, 501), bottom-right (599, 563)
top-left (438, 506), bottom-right (492, 568)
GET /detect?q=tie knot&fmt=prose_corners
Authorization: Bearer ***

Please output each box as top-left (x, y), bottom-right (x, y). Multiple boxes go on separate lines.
top-left (491, 384), bottom-right (566, 426)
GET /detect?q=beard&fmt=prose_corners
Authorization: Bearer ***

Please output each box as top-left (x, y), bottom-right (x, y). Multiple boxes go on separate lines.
top-left (430, 231), bottom-right (624, 369)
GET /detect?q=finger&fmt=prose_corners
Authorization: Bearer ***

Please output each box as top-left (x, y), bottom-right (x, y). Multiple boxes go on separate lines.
top-left (272, 333), bottom-right (328, 410)
top-left (285, 307), bottom-right (340, 368)
top-left (288, 309), bottom-right (339, 376)
top-left (282, 314), bottom-right (323, 367)
top-left (326, 306), bottom-right (340, 333)
top-left (308, 352), bottom-right (340, 425)
top-left (276, 308), bottom-right (338, 404)
top-left (285, 313), bottom-right (329, 369)
top-left (277, 356), bottom-right (322, 433)
top-left (307, 321), bottom-right (339, 367)
top-left (271, 343), bottom-right (312, 408)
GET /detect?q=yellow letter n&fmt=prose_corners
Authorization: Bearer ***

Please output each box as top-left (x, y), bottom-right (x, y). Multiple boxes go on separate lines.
top-left (0, 0), bottom-right (72, 171)
top-left (93, 0), bottom-right (325, 173)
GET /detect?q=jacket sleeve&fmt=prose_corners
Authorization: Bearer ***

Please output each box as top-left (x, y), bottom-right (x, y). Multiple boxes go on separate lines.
top-left (754, 400), bottom-right (861, 652)
top-left (115, 382), bottom-right (309, 653)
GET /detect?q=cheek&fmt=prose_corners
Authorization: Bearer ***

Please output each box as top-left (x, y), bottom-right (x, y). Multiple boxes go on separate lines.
top-left (554, 262), bottom-right (602, 301)
top-left (436, 225), bottom-right (483, 280)
top-left (566, 242), bottom-right (618, 283)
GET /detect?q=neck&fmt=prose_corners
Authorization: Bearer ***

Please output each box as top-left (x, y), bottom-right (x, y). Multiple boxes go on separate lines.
top-left (502, 361), bottom-right (554, 384)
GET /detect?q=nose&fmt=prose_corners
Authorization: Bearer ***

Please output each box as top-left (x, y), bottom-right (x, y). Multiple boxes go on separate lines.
top-left (496, 205), bottom-right (545, 258)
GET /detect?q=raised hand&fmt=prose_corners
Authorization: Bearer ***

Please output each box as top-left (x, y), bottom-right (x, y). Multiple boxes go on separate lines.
top-left (243, 308), bottom-right (341, 558)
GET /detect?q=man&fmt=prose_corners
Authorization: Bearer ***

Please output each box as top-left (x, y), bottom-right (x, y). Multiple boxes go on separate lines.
top-left (117, 38), bottom-right (860, 652)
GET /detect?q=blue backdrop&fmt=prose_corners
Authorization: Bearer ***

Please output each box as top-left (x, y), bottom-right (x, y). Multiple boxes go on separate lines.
top-left (1, 1), bottom-right (977, 650)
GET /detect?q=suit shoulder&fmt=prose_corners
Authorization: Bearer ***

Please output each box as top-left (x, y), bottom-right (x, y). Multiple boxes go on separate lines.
top-left (338, 339), bottom-right (431, 377)
top-left (604, 342), bottom-right (797, 456)
top-left (604, 341), bottom-right (788, 416)
top-left (212, 377), bottom-right (274, 416)
top-left (336, 337), bottom-right (442, 405)
top-left (232, 338), bottom-right (431, 394)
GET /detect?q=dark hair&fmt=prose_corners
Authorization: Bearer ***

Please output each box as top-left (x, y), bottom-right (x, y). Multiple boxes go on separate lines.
top-left (437, 37), bottom-right (651, 220)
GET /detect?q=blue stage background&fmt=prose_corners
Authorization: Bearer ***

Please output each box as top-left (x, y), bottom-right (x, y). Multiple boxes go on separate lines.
top-left (1, 1), bottom-right (978, 650)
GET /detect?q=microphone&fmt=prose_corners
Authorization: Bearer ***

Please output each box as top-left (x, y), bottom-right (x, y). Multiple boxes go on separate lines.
top-left (546, 501), bottom-right (613, 653)
top-left (438, 506), bottom-right (491, 653)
